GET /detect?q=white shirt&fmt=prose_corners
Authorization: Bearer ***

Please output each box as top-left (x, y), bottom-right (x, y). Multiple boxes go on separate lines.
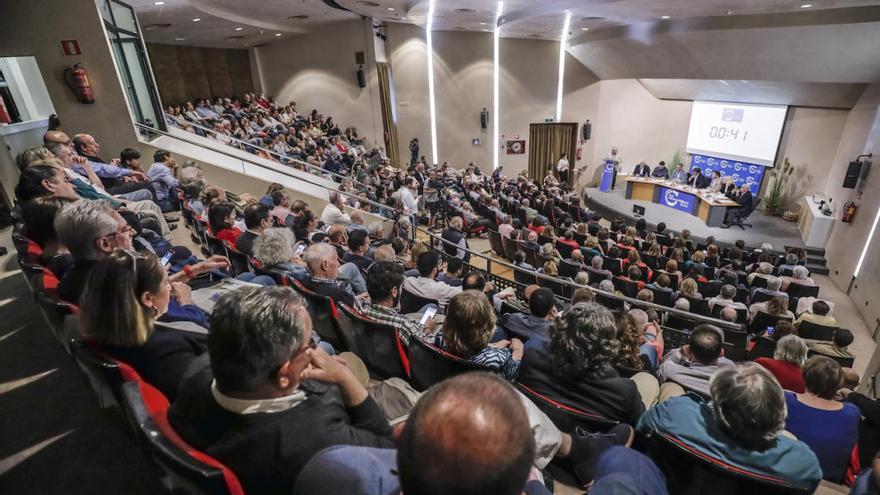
top-left (556, 158), bottom-right (570, 172)
top-left (320, 203), bottom-right (351, 225)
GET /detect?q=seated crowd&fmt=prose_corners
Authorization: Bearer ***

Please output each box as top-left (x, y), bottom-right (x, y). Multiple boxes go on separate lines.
top-left (13, 126), bottom-right (879, 495)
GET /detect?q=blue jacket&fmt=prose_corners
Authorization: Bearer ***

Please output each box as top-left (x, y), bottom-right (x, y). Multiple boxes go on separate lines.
top-left (637, 395), bottom-right (822, 492)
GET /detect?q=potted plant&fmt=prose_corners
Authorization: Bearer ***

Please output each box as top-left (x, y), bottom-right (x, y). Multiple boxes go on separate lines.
top-left (763, 157), bottom-right (795, 216)
top-left (668, 148), bottom-right (684, 175)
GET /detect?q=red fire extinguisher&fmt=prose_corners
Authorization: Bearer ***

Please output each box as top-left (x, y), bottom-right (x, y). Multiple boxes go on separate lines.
top-left (63, 63), bottom-right (95, 104)
top-left (842, 201), bottom-right (857, 223)
top-left (0, 96), bottom-right (11, 124)
top-left (576, 146), bottom-right (583, 160)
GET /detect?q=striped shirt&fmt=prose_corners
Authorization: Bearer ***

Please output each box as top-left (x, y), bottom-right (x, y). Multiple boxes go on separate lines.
top-left (433, 332), bottom-right (520, 381)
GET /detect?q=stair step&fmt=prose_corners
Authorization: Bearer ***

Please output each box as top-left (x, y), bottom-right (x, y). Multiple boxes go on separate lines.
top-left (807, 266), bottom-right (830, 275)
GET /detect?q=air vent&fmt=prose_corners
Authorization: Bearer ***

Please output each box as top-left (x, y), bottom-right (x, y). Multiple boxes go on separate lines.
top-left (580, 16), bottom-right (606, 21)
top-left (453, 26), bottom-right (466, 30)
top-left (143, 23), bottom-right (172, 31)
top-left (226, 35), bottom-right (245, 41)
top-left (454, 8), bottom-right (476, 13)
top-left (358, 1), bottom-right (380, 6)
top-left (288, 15), bottom-right (309, 20)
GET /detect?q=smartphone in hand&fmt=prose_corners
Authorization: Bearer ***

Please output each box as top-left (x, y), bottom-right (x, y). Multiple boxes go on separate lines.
top-left (419, 307), bottom-right (437, 325)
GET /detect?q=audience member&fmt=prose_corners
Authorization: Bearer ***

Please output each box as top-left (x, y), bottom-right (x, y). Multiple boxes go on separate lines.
top-left (402, 251), bottom-right (462, 309)
top-left (658, 324), bottom-right (734, 398)
top-left (169, 287), bottom-right (394, 493)
top-left (796, 300), bottom-right (838, 327)
top-left (784, 356), bottom-right (860, 482)
top-left (235, 203), bottom-right (271, 256)
top-left (754, 335), bottom-right (808, 393)
top-left (637, 364), bottom-right (822, 491)
top-left (361, 261), bottom-right (435, 344)
top-left (499, 287), bottom-right (557, 344)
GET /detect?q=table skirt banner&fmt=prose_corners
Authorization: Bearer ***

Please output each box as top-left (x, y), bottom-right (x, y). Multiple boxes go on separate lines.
top-left (659, 186), bottom-right (699, 214)
top-left (689, 154), bottom-right (766, 196)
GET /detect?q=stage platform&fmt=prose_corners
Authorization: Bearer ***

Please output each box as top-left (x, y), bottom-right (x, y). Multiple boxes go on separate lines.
top-left (583, 186), bottom-right (805, 249)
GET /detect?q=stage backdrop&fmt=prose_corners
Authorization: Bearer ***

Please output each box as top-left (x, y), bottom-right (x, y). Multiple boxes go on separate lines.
top-left (528, 123), bottom-right (578, 183)
top-left (689, 154), bottom-right (766, 196)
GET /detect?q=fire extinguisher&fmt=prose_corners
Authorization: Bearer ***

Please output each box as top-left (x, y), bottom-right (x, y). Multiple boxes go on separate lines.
top-left (63, 63), bottom-right (95, 104)
top-left (0, 96), bottom-right (11, 124)
top-left (576, 146), bottom-right (583, 160)
top-left (842, 201), bottom-right (857, 223)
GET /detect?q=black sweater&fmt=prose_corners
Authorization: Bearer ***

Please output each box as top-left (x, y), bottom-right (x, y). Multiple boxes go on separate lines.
top-left (169, 366), bottom-right (394, 494)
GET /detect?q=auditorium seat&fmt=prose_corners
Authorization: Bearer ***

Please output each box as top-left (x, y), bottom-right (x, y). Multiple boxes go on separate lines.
top-left (287, 278), bottom-right (350, 352)
top-left (70, 337), bottom-right (142, 410)
top-left (554, 240), bottom-right (574, 260)
top-left (502, 236), bottom-right (520, 261)
top-left (602, 257), bottom-right (623, 277)
top-left (709, 304), bottom-right (748, 324)
top-left (644, 431), bottom-right (812, 495)
top-left (649, 287), bottom-right (674, 307)
top-left (684, 296), bottom-right (711, 316)
top-left (748, 311), bottom-right (793, 335)
top-left (407, 338), bottom-right (493, 391)
top-left (336, 304), bottom-right (409, 380)
top-left (515, 383), bottom-right (619, 433)
top-left (786, 284), bottom-right (820, 299)
top-left (488, 230), bottom-right (505, 258)
top-left (748, 336), bottom-right (778, 361)
top-left (612, 277), bottom-right (639, 298)
top-left (399, 288), bottom-right (439, 315)
top-left (514, 268), bottom-right (538, 286)
top-left (120, 381), bottom-right (245, 495)
top-left (796, 321), bottom-right (838, 341)
top-left (224, 247), bottom-right (252, 276)
top-left (558, 259), bottom-right (581, 279)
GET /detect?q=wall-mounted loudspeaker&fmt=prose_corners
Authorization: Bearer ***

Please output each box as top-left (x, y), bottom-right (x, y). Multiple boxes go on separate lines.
top-left (356, 65), bottom-right (366, 89)
top-left (843, 161), bottom-right (862, 189)
top-left (582, 119), bottom-right (592, 140)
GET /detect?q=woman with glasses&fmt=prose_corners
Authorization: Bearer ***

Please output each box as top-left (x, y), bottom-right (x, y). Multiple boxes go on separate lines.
top-left (79, 250), bottom-right (208, 400)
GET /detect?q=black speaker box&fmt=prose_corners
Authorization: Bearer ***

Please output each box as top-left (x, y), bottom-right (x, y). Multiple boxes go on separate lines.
top-left (582, 121), bottom-right (592, 140)
top-left (843, 161), bottom-right (862, 189)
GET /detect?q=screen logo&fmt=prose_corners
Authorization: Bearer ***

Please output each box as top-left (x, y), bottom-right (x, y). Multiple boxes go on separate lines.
top-left (707, 158), bottom-right (715, 166)
top-left (604, 161), bottom-right (615, 172)
top-left (660, 187), bottom-right (696, 213)
top-left (722, 108), bottom-right (744, 122)
top-left (749, 165), bottom-right (758, 174)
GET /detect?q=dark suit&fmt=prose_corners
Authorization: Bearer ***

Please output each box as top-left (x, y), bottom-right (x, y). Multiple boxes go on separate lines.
top-left (632, 164), bottom-right (651, 177)
top-left (687, 173), bottom-right (711, 189)
top-left (235, 231), bottom-right (259, 257)
top-left (651, 166), bottom-right (669, 179)
top-left (725, 190), bottom-right (754, 224)
top-left (169, 365), bottom-right (394, 494)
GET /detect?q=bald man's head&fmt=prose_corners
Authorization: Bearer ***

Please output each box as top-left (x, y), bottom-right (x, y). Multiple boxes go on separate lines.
top-left (43, 130), bottom-right (71, 146)
top-left (397, 373), bottom-right (535, 495)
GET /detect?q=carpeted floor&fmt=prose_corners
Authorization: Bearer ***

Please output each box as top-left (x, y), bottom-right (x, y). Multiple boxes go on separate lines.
top-left (0, 227), bottom-right (163, 494)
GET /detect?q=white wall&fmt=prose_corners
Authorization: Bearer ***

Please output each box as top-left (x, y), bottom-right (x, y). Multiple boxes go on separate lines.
top-left (0, 57), bottom-right (56, 122)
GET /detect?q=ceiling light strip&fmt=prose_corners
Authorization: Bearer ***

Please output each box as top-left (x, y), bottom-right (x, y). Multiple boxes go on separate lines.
top-left (555, 12), bottom-right (571, 122)
top-left (493, 1), bottom-right (503, 170)
top-left (426, 0), bottom-right (439, 165)
top-left (854, 205), bottom-right (880, 278)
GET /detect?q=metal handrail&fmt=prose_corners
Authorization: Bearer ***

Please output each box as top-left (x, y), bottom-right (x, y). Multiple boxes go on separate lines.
top-left (164, 112), bottom-right (374, 191)
top-left (133, 122), bottom-right (396, 216)
top-left (417, 225), bottom-right (746, 333)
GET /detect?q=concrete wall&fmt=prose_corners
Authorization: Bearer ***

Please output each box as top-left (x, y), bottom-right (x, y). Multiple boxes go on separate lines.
top-left (253, 19), bottom-right (385, 151)
top-left (821, 85), bottom-right (880, 329)
top-left (146, 43), bottom-right (254, 105)
top-left (0, 0), bottom-right (140, 159)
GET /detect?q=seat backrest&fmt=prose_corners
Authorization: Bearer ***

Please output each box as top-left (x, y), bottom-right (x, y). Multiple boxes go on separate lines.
top-left (595, 292), bottom-right (625, 310)
top-left (558, 260), bottom-right (581, 279)
top-left (70, 338), bottom-right (142, 409)
top-left (204, 234), bottom-right (228, 257)
top-left (749, 336), bottom-right (778, 361)
top-left (748, 312), bottom-right (793, 335)
top-left (751, 290), bottom-right (774, 304)
top-left (750, 276), bottom-right (769, 289)
top-left (120, 381), bottom-right (244, 495)
top-left (489, 230), bottom-right (505, 257)
top-left (399, 288), bottom-right (439, 315)
top-left (225, 248), bottom-right (252, 277)
top-left (685, 296), bottom-right (710, 316)
top-left (515, 383), bottom-right (619, 433)
top-left (650, 287), bottom-right (674, 307)
top-left (514, 268), bottom-right (538, 285)
top-left (555, 240), bottom-right (574, 259)
top-left (337, 303), bottom-right (410, 380)
top-left (612, 277), bottom-right (639, 298)
top-left (603, 257), bottom-right (622, 276)
top-left (407, 338), bottom-right (493, 391)
top-left (662, 326), bottom-right (691, 350)
top-left (645, 431), bottom-right (812, 495)
top-left (502, 237), bottom-right (519, 261)
top-left (786, 284), bottom-right (819, 299)
top-left (796, 321), bottom-right (837, 341)
top-left (287, 278), bottom-right (349, 352)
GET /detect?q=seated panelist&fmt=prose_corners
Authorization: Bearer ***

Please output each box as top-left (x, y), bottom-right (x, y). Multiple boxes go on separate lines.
top-left (651, 161), bottom-right (669, 179)
top-left (632, 161), bottom-right (651, 177)
top-left (687, 167), bottom-right (711, 189)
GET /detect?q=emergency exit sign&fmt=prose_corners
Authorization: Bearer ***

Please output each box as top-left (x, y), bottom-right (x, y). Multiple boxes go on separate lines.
top-left (60, 40), bottom-right (82, 56)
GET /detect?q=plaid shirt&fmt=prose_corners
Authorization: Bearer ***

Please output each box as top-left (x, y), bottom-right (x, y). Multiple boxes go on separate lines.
top-left (360, 302), bottom-right (427, 345)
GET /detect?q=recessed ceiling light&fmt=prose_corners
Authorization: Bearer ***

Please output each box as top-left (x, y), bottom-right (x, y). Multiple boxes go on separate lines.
top-left (660, 15), bottom-right (671, 19)
top-left (275, 33), bottom-right (282, 36)
top-left (192, 18), bottom-right (201, 22)
top-left (581, 27), bottom-right (589, 31)
top-left (235, 27), bottom-right (243, 31)
top-left (226, 35), bottom-right (244, 41)
top-left (358, 1), bottom-right (380, 6)
top-left (580, 16), bottom-right (606, 21)
top-left (800, 3), bottom-right (813, 7)
top-left (154, 1), bottom-right (165, 5)
top-left (387, 7), bottom-right (395, 11)
top-left (175, 37), bottom-right (185, 41)
top-left (480, 22), bottom-right (487, 25)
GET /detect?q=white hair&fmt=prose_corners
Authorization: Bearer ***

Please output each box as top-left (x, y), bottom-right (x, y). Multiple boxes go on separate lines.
top-left (55, 199), bottom-right (117, 261)
top-left (303, 242), bottom-right (337, 272)
top-left (253, 228), bottom-right (295, 266)
top-left (774, 335), bottom-right (808, 366)
top-left (792, 266), bottom-right (809, 279)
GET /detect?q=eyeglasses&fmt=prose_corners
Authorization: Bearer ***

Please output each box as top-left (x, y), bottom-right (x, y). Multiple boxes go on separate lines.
top-left (103, 225), bottom-right (135, 240)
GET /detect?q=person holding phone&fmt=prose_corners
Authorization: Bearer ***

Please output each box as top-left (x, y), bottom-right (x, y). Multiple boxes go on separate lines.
top-left (361, 262), bottom-right (437, 345)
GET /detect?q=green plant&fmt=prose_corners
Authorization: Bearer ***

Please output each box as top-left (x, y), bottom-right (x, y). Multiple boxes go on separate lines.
top-left (668, 148), bottom-right (683, 173)
top-left (763, 157), bottom-right (796, 216)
